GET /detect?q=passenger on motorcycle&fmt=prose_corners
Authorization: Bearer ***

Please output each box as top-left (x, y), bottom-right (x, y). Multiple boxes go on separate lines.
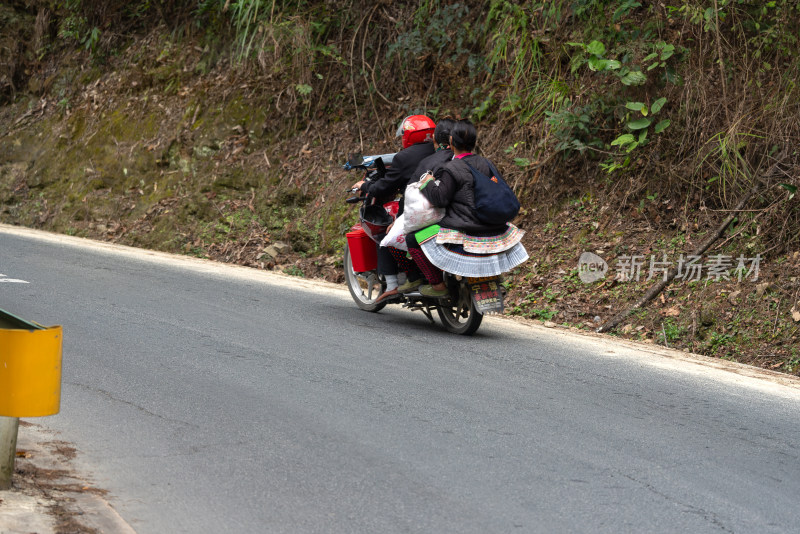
top-left (350, 115), bottom-right (436, 302)
top-left (392, 117), bottom-right (456, 294)
top-left (405, 119), bottom-right (528, 297)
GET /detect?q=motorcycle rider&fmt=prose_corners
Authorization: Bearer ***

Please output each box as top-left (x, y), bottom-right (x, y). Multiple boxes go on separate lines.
top-left (351, 115), bottom-right (435, 302)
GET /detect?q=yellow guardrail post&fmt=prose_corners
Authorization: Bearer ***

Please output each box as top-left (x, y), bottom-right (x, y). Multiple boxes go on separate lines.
top-left (0, 309), bottom-right (62, 490)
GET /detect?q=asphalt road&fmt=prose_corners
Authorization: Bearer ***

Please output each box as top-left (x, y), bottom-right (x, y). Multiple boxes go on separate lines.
top-left (2, 225), bottom-right (800, 534)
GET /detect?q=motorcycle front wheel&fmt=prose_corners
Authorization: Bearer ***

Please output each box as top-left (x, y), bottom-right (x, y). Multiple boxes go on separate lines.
top-left (436, 280), bottom-right (483, 335)
top-left (344, 244), bottom-right (388, 312)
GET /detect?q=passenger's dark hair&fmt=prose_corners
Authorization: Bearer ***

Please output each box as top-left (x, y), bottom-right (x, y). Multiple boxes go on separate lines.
top-left (434, 118), bottom-right (456, 147)
top-left (450, 119), bottom-right (477, 152)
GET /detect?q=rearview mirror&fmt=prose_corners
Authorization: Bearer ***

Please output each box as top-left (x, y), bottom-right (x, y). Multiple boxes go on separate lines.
top-left (347, 153), bottom-right (364, 167)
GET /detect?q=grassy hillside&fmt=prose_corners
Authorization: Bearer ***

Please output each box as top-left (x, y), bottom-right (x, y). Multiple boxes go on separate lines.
top-left (1, 0), bottom-right (799, 372)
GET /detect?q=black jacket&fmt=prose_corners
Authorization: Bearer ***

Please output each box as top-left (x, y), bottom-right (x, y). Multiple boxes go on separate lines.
top-left (361, 141), bottom-right (434, 211)
top-left (421, 154), bottom-right (508, 236)
top-left (413, 147), bottom-right (453, 182)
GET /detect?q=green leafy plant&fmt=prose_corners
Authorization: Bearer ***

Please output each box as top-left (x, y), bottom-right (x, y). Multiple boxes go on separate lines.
top-left (568, 39), bottom-right (651, 87)
top-left (283, 265), bottom-right (305, 277)
top-left (545, 100), bottom-right (605, 154)
top-left (565, 35), bottom-right (684, 170)
top-left (504, 139), bottom-right (532, 166)
top-left (609, 97), bottom-right (670, 155)
top-left (513, 158), bottom-right (531, 168)
top-left (568, 40), bottom-right (621, 74)
top-left (504, 141), bottom-right (524, 153)
top-left (613, 0), bottom-right (641, 22)
top-left (530, 308), bottom-right (557, 321)
top-left (471, 90), bottom-right (497, 121)
top-left (783, 348), bottom-right (800, 373)
top-left (84, 26), bottom-right (101, 51)
top-left (709, 331), bottom-right (734, 354)
top-left (57, 2), bottom-right (96, 51)
top-left (659, 319), bottom-right (686, 345)
top-left (644, 42), bottom-right (675, 71)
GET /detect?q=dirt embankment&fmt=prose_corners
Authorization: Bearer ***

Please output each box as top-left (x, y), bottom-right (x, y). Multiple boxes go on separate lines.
top-left (1, 3), bottom-right (799, 373)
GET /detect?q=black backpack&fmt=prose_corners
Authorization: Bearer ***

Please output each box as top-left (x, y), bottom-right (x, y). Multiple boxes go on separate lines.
top-left (462, 158), bottom-right (520, 225)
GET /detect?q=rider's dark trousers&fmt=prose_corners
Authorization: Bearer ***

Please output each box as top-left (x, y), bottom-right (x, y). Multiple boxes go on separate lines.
top-left (378, 243), bottom-right (421, 279)
top-left (377, 244), bottom-right (398, 276)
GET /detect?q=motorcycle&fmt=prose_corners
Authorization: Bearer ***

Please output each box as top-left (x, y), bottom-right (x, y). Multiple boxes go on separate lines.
top-left (341, 153), bottom-right (507, 335)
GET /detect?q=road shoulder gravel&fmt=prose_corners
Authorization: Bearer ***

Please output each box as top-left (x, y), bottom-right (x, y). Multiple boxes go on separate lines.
top-left (0, 422), bottom-right (136, 534)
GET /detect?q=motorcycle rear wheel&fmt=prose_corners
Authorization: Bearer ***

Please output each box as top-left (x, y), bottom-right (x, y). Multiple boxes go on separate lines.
top-left (436, 280), bottom-right (483, 335)
top-left (344, 245), bottom-right (388, 312)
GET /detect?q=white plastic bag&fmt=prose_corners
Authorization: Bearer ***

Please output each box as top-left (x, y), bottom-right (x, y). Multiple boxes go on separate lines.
top-left (403, 180), bottom-right (444, 233)
top-left (380, 213), bottom-right (408, 251)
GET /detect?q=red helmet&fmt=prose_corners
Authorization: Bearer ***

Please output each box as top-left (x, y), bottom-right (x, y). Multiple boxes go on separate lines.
top-left (396, 115), bottom-right (435, 148)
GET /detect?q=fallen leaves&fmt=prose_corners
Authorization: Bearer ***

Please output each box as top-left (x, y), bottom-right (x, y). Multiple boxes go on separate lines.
top-left (791, 302), bottom-right (800, 323)
top-left (661, 307), bottom-right (680, 317)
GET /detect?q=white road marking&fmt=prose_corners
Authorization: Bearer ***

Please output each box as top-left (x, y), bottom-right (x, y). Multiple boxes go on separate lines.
top-left (0, 273), bottom-right (29, 283)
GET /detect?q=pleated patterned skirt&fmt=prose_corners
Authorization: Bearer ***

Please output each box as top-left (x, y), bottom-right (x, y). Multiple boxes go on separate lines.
top-left (416, 224), bottom-right (529, 278)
